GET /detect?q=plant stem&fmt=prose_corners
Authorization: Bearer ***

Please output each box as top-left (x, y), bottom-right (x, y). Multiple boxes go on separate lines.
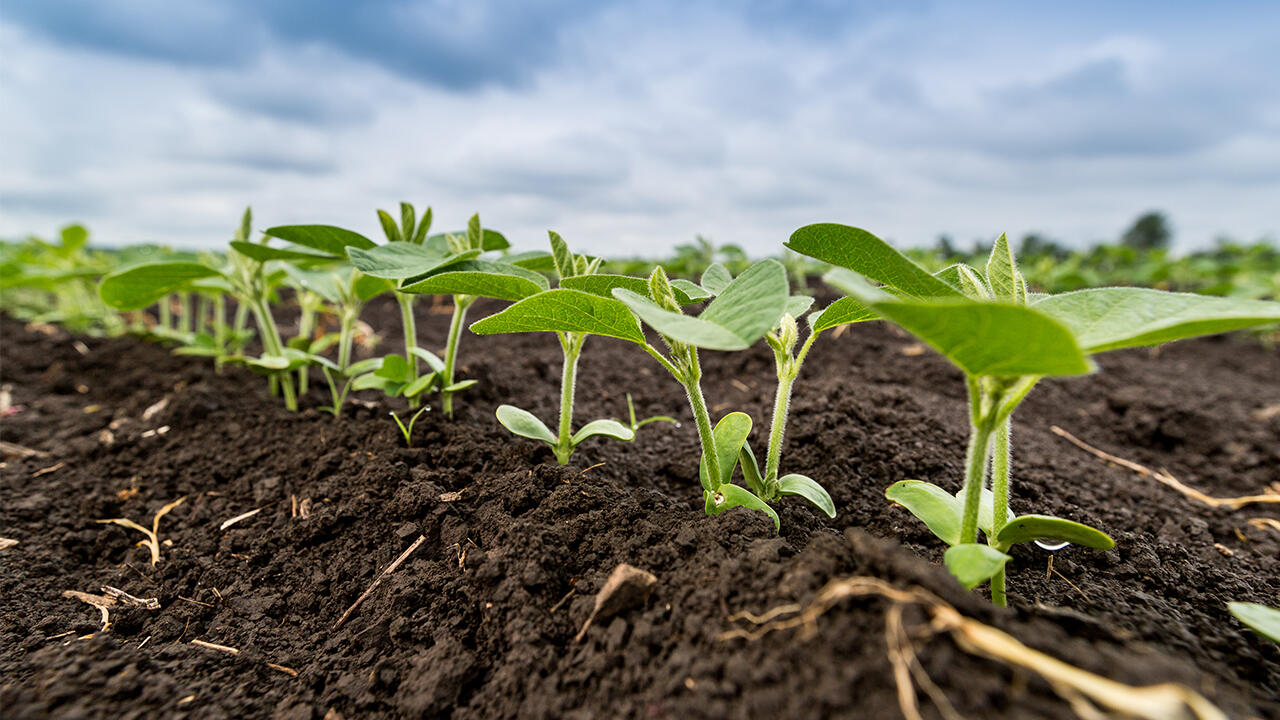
top-left (680, 359), bottom-right (721, 490)
top-left (178, 293), bottom-right (192, 335)
top-left (297, 299), bottom-right (316, 394)
top-left (337, 305), bottom-right (358, 372)
top-left (213, 294), bottom-right (227, 355)
top-left (764, 371), bottom-right (794, 493)
top-left (232, 301), bottom-right (249, 354)
top-left (989, 418), bottom-right (1013, 606)
top-left (250, 297), bottom-right (297, 411)
top-left (196, 294), bottom-right (209, 335)
top-left (959, 383), bottom-right (994, 543)
top-left (440, 295), bottom-right (473, 418)
top-left (158, 294), bottom-right (172, 333)
top-left (397, 294), bottom-right (420, 409)
top-left (553, 333), bottom-right (583, 464)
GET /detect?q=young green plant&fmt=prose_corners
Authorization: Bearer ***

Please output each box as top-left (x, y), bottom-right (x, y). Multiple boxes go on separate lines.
top-left (787, 223), bottom-right (1280, 603)
top-left (470, 232), bottom-right (671, 464)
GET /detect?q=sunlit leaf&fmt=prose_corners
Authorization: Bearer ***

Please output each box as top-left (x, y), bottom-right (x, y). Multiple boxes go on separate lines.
top-left (470, 289), bottom-right (646, 343)
top-left (777, 474), bottom-right (836, 518)
top-left (787, 224), bottom-right (961, 300)
top-left (496, 404), bottom-right (556, 444)
top-left (100, 262), bottom-right (223, 310)
top-left (994, 514), bottom-right (1115, 550)
top-left (571, 419), bottom-right (634, 445)
top-left (264, 225), bottom-right (376, 256)
top-left (944, 543), bottom-right (1011, 589)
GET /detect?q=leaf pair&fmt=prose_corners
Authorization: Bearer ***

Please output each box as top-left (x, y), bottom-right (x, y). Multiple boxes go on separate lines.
top-left (697, 413), bottom-right (780, 531)
top-left (496, 405), bottom-right (633, 447)
top-left (886, 480), bottom-right (1114, 589)
top-left (350, 349), bottom-right (475, 400)
top-left (737, 443), bottom-right (836, 518)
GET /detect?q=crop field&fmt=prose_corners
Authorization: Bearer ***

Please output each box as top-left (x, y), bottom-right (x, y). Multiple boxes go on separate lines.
top-left (1, 210), bottom-right (1279, 718)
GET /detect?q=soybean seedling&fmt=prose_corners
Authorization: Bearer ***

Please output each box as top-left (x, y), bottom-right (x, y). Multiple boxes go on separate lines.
top-left (349, 213), bottom-right (535, 417)
top-left (471, 232), bottom-right (668, 464)
top-left (787, 223), bottom-right (1280, 603)
top-left (620, 393), bottom-right (678, 436)
top-left (374, 202), bottom-right (433, 408)
top-left (97, 496), bottom-right (186, 565)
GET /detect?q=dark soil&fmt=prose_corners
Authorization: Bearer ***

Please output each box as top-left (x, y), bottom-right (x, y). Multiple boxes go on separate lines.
top-left (2, 295), bottom-right (1278, 719)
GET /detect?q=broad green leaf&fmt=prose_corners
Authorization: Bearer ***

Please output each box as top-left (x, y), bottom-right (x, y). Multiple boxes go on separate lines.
top-left (700, 263), bottom-right (733, 295)
top-left (100, 262), bottom-right (222, 310)
top-left (412, 206), bottom-right (432, 245)
top-left (810, 296), bottom-right (878, 333)
top-left (61, 224), bottom-right (89, 251)
top-left (496, 404), bottom-right (556, 444)
top-left (710, 412), bottom-right (752, 489)
top-left (985, 233), bottom-right (1025, 303)
top-left (670, 279), bottom-right (711, 301)
top-left (399, 203), bottom-right (416, 243)
top-left (424, 229), bottom-right (509, 254)
top-left (264, 225), bottom-right (376, 256)
top-left (506, 250), bottom-right (556, 272)
top-left (777, 474), bottom-right (836, 518)
top-left (376, 353), bottom-right (410, 381)
top-left (571, 419), bottom-right (635, 445)
top-left (466, 214), bottom-right (482, 249)
top-left (710, 484), bottom-right (780, 532)
top-left (886, 480), bottom-right (962, 546)
top-left (867, 297), bottom-right (1094, 377)
top-left (787, 224), bottom-right (961, 299)
top-left (470, 289), bottom-right (646, 344)
top-left (561, 274), bottom-right (702, 305)
top-left (228, 241), bottom-right (332, 264)
top-left (402, 372), bottom-right (438, 398)
top-left (614, 289), bottom-right (748, 350)
top-left (350, 373), bottom-right (402, 394)
top-left (399, 259), bottom-right (549, 300)
top-left (282, 265), bottom-right (345, 304)
top-left (700, 260), bottom-right (790, 340)
top-left (346, 244), bottom-right (479, 279)
top-left (738, 443), bottom-right (766, 497)
top-left (944, 544), bottom-right (1011, 589)
top-left (936, 264), bottom-right (992, 299)
top-left (1228, 602), bottom-right (1280, 644)
top-left (549, 231), bottom-right (575, 281)
top-left (353, 274), bottom-right (394, 302)
top-left (344, 357), bottom-right (384, 377)
top-left (378, 209), bottom-right (402, 243)
top-left (995, 514), bottom-right (1115, 550)
top-left (784, 295), bottom-right (815, 320)
top-left (409, 347), bottom-right (446, 373)
top-left (1032, 288), bottom-right (1280, 353)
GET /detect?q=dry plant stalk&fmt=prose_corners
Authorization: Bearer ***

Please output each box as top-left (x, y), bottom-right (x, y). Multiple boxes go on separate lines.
top-left (62, 586), bottom-right (160, 631)
top-left (1052, 426), bottom-right (1280, 510)
top-left (721, 576), bottom-right (1227, 720)
top-left (96, 496), bottom-right (186, 565)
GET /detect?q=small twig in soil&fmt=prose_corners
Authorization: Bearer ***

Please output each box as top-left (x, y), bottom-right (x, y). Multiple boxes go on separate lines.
top-left (549, 588), bottom-right (576, 614)
top-left (0, 537), bottom-right (17, 551)
top-left (219, 507), bottom-right (263, 531)
top-left (33, 462), bottom-right (65, 477)
top-left (1051, 426), bottom-right (1280, 510)
top-left (576, 462), bottom-right (607, 477)
top-left (0, 441), bottom-right (48, 459)
top-left (178, 595), bottom-right (215, 608)
top-left (334, 534), bottom-right (427, 629)
top-left (190, 637), bottom-right (296, 675)
top-left (1247, 517), bottom-right (1280, 535)
top-left (62, 586), bottom-right (159, 631)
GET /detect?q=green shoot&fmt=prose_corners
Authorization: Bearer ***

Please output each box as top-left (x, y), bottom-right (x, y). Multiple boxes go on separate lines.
top-left (788, 223), bottom-right (1280, 603)
top-left (471, 232), bottom-right (648, 464)
top-left (621, 393), bottom-right (677, 435)
top-left (390, 406), bottom-right (431, 447)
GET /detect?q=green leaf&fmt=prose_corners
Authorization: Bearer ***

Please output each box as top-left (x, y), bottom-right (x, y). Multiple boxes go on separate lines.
top-left (399, 203), bottom-right (417, 243)
top-left (402, 372), bottom-right (438, 398)
top-left (944, 544), bottom-right (1011, 590)
top-left (787, 224), bottom-right (961, 299)
top-left (614, 260), bottom-right (789, 351)
top-left (353, 274), bottom-right (394, 302)
top-left (670, 279), bottom-right (711, 301)
top-left (412, 206), bottom-right (432, 245)
top-left (709, 485), bottom-right (780, 531)
top-left (264, 225), bottom-right (376, 256)
top-left (442, 379), bottom-right (477, 393)
top-left (1228, 602), bottom-right (1280, 644)
top-left (700, 263), bottom-right (733, 295)
top-left (936, 264), bottom-right (993, 299)
top-left (811, 296), bottom-right (878, 333)
top-left (344, 357), bottom-right (384, 377)
top-left (985, 233), bottom-right (1025, 303)
top-left (228, 241), bottom-right (333, 264)
top-left (282, 265), bottom-right (344, 304)
top-left (738, 443), bottom-right (766, 497)
top-left (709, 412), bottom-right (752, 488)
top-left (561, 274), bottom-right (701, 305)
top-left (346, 244), bottom-right (479, 279)
top-left (399, 259), bottom-right (549, 300)
top-left (995, 514), bottom-right (1115, 550)
top-left (885, 480), bottom-right (962, 546)
top-left (777, 474), bottom-right (836, 518)
top-left (1032, 288), bottom-right (1280, 353)
top-left (571, 419), bottom-right (635, 445)
top-left (61, 224), bottom-right (89, 251)
top-left (470, 289), bottom-right (646, 344)
top-left (862, 296), bottom-right (1095, 377)
top-left (409, 347), bottom-right (446, 373)
top-left (956, 485), bottom-right (1015, 537)
top-left (549, 231), bottom-right (575, 281)
top-left (783, 295), bottom-right (815, 320)
top-left (100, 262), bottom-right (223, 310)
top-left (350, 373), bottom-right (402, 394)
top-left (496, 404), bottom-right (556, 444)
top-left (378, 209), bottom-right (402, 243)
top-left (376, 353), bottom-right (410, 381)
top-left (506, 250), bottom-right (556, 272)
top-left (466, 214), bottom-right (483, 250)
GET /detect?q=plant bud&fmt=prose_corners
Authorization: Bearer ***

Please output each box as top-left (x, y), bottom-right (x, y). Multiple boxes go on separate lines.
top-left (446, 232), bottom-right (468, 255)
top-left (778, 313), bottom-right (798, 353)
top-left (649, 266), bottom-right (681, 312)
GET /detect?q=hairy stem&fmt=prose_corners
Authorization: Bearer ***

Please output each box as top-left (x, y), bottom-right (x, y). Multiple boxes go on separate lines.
top-left (553, 334), bottom-right (583, 464)
top-left (959, 380), bottom-right (995, 544)
top-left (250, 297), bottom-right (296, 411)
top-left (337, 305), bottom-right (358, 372)
top-left (764, 370), bottom-right (794, 493)
top-left (681, 361), bottom-right (721, 491)
top-left (297, 300), bottom-right (316, 395)
top-left (989, 419), bottom-right (1013, 606)
top-left (441, 296), bottom-right (472, 418)
top-left (397, 294), bottom-right (420, 409)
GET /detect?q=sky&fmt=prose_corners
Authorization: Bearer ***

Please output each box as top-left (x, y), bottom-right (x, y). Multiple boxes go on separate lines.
top-left (1, 1), bottom-right (1278, 256)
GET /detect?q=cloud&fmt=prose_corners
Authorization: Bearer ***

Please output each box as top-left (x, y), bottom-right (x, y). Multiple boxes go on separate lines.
top-left (0, 3), bottom-right (1278, 255)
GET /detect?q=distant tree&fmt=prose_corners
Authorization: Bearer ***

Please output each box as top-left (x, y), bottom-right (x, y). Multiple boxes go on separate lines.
top-left (933, 234), bottom-right (958, 258)
top-left (1121, 211), bottom-right (1171, 251)
top-left (1018, 233), bottom-right (1069, 260)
